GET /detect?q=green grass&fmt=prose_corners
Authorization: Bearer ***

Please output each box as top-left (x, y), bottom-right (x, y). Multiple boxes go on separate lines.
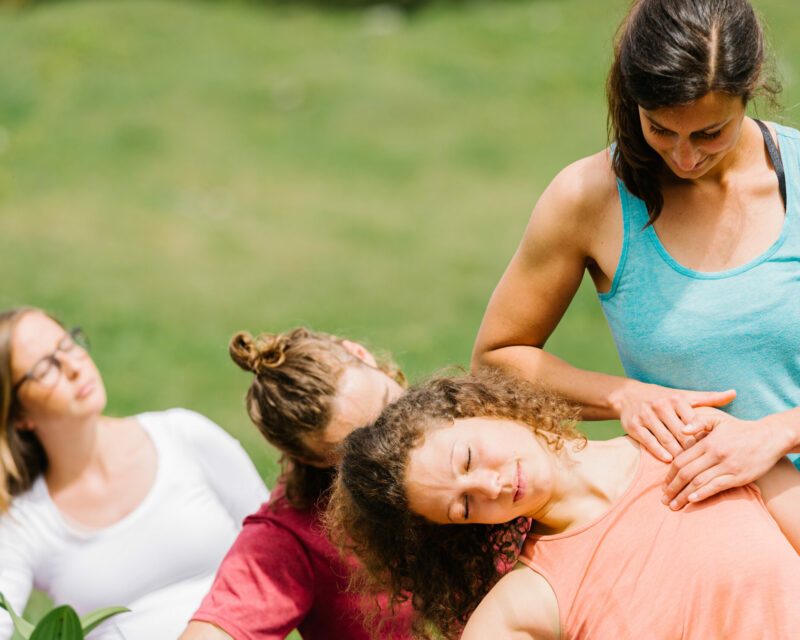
top-left (1, 0), bottom-right (798, 632)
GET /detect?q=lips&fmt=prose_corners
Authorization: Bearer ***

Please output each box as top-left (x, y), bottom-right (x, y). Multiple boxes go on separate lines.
top-left (513, 461), bottom-right (526, 503)
top-left (76, 379), bottom-right (95, 399)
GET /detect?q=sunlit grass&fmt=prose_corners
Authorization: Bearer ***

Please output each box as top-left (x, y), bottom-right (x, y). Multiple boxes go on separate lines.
top-left (1, 0), bottom-right (798, 631)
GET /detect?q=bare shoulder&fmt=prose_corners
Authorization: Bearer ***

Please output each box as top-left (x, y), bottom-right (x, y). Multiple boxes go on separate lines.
top-left (521, 149), bottom-right (619, 256)
top-left (540, 149), bottom-right (618, 223)
top-left (461, 566), bottom-right (560, 640)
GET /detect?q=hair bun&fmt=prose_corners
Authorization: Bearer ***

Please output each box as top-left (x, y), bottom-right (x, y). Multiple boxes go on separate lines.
top-left (229, 331), bottom-right (258, 373)
top-left (252, 333), bottom-right (290, 372)
top-left (229, 330), bottom-right (292, 374)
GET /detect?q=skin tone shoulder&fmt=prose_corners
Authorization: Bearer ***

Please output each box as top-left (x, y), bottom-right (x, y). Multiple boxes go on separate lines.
top-left (473, 93), bottom-right (800, 508)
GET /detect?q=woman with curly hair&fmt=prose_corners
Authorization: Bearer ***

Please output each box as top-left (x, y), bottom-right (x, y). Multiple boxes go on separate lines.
top-left (329, 372), bottom-right (800, 640)
top-left (182, 328), bottom-right (413, 640)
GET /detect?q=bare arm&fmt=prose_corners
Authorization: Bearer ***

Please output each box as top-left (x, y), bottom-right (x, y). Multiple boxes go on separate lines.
top-left (756, 455), bottom-right (800, 553)
top-left (473, 152), bottom-right (735, 461)
top-left (461, 567), bottom-right (560, 640)
top-left (177, 621), bottom-right (233, 640)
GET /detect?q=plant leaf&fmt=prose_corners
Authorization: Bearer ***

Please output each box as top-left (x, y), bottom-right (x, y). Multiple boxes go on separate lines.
top-left (80, 606), bottom-right (129, 635)
top-left (29, 605), bottom-right (82, 640)
top-left (0, 592), bottom-right (35, 639)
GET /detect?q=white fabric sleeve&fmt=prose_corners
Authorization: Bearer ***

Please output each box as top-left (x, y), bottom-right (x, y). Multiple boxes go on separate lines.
top-left (165, 409), bottom-right (269, 524)
top-left (0, 515), bottom-right (36, 640)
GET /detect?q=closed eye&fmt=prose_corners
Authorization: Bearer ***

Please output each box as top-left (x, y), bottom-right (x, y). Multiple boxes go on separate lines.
top-left (693, 129), bottom-right (722, 140)
top-left (649, 125), bottom-right (671, 137)
top-left (465, 446), bottom-right (471, 472)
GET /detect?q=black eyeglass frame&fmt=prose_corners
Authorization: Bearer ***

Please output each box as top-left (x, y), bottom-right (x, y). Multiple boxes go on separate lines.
top-left (11, 327), bottom-right (90, 396)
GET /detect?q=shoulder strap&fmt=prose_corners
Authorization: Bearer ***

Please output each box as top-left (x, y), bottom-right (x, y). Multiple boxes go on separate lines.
top-left (754, 119), bottom-right (787, 211)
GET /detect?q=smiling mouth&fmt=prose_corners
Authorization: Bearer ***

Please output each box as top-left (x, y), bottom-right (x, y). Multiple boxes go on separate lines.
top-left (76, 380), bottom-right (94, 399)
top-left (513, 462), bottom-right (525, 502)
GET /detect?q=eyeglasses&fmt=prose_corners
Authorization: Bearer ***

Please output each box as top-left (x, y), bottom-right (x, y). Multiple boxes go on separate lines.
top-left (11, 327), bottom-right (90, 395)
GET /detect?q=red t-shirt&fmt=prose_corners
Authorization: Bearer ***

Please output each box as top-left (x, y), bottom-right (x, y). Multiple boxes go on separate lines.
top-left (192, 484), bottom-right (413, 640)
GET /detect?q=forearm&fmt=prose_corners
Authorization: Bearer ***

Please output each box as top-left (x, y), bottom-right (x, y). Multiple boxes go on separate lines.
top-left (473, 344), bottom-right (632, 421)
top-left (178, 621), bottom-right (234, 640)
top-left (759, 406), bottom-right (800, 455)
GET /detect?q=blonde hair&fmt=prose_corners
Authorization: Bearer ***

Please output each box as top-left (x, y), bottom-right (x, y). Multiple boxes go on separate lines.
top-left (0, 308), bottom-right (49, 514)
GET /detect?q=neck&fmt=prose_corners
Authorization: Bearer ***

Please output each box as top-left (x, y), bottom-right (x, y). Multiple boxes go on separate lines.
top-left (531, 437), bottom-right (640, 535)
top-left (39, 414), bottom-right (110, 491)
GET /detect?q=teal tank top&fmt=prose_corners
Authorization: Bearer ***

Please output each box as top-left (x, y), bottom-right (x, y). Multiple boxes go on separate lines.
top-left (598, 123), bottom-right (800, 463)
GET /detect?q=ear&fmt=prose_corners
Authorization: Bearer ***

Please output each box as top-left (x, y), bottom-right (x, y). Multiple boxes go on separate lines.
top-left (13, 417), bottom-right (35, 432)
top-left (340, 340), bottom-right (377, 368)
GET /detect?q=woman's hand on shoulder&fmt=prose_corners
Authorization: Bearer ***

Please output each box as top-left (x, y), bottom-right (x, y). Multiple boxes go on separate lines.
top-left (661, 407), bottom-right (791, 509)
top-left (611, 380), bottom-right (736, 462)
top-left (461, 567), bottom-right (559, 640)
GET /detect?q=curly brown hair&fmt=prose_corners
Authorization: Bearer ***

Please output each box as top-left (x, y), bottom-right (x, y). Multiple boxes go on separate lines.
top-left (608, 0), bottom-right (781, 224)
top-left (327, 370), bottom-right (583, 639)
top-left (229, 327), bottom-right (404, 509)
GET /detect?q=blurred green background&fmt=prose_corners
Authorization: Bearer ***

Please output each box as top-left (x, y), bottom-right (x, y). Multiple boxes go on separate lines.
top-left (1, 0), bottom-right (798, 632)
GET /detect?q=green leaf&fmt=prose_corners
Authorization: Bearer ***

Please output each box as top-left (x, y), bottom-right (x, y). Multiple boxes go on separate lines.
top-left (0, 592), bottom-right (35, 639)
top-left (29, 606), bottom-right (82, 640)
top-left (80, 606), bottom-right (129, 635)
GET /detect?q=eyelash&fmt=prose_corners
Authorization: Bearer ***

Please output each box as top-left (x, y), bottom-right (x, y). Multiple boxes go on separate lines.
top-left (649, 125), bottom-right (722, 140)
top-left (463, 447), bottom-right (472, 521)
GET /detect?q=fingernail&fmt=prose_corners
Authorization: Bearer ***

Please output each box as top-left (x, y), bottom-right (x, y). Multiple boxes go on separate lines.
top-left (661, 494), bottom-right (669, 505)
top-left (688, 493), bottom-right (698, 502)
top-left (663, 453), bottom-right (673, 462)
top-left (669, 500), bottom-right (678, 510)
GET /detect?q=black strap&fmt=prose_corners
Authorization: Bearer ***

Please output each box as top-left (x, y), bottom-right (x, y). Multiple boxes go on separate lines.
top-left (754, 118), bottom-right (787, 211)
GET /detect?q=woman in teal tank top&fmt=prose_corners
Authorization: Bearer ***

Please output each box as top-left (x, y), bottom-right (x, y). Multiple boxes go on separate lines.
top-left (473, 0), bottom-right (800, 513)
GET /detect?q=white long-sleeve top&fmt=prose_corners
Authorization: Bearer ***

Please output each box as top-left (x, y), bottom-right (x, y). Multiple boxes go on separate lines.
top-left (0, 408), bottom-right (269, 640)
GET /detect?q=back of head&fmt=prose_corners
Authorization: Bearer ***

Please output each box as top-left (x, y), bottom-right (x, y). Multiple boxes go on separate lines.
top-left (0, 307), bottom-right (50, 514)
top-left (327, 370), bottom-right (580, 639)
top-left (230, 327), bottom-right (402, 509)
top-left (608, 0), bottom-right (778, 221)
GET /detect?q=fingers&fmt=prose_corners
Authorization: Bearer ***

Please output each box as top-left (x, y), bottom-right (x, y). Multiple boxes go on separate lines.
top-left (653, 400), bottom-right (696, 450)
top-left (681, 411), bottom-right (718, 436)
top-left (663, 444), bottom-right (707, 498)
top-left (689, 388), bottom-right (736, 408)
top-left (665, 469), bottom-right (736, 510)
top-left (629, 424), bottom-right (674, 463)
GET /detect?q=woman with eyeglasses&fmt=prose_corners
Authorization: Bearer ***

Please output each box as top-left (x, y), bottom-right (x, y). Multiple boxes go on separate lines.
top-left (0, 308), bottom-right (269, 639)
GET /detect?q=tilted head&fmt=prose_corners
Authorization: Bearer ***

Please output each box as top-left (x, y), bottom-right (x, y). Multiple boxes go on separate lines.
top-left (328, 371), bottom-right (582, 639)
top-left (608, 0), bottom-right (779, 221)
top-left (229, 328), bottom-right (404, 508)
top-left (0, 308), bottom-right (104, 513)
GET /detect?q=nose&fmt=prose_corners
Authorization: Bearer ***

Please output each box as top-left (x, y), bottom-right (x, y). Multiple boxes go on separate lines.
top-left (57, 351), bottom-right (83, 379)
top-left (671, 139), bottom-right (702, 171)
top-left (468, 469), bottom-right (503, 499)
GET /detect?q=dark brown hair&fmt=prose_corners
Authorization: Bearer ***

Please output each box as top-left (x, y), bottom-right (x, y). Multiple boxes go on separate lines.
top-left (608, 0), bottom-right (780, 223)
top-left (230, 328), bottom-right (404, 510)
top-left (327, 370), bottom-right (583, 639)
top-left (0, 308), bottom-right (51, 514)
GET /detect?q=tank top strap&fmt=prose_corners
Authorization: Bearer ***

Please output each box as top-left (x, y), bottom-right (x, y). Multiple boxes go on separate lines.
top-left (599, 175), bottom-right (652, 300)
top-left (773, 122), bottom-right (800, 220)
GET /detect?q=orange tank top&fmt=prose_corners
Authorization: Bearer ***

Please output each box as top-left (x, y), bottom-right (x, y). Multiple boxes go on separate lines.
top-left (518, 446), bottom-right (800, 639)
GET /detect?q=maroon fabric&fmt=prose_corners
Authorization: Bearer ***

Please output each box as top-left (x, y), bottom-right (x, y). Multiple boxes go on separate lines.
top-left (192, 484), bottom-right (413, 640)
